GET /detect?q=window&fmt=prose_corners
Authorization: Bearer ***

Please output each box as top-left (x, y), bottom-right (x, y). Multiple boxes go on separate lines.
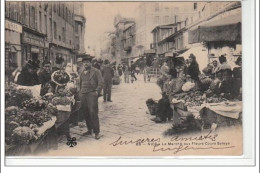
top-left (45, 15), bottom-right (47, 35)
top-left (30, 6), bottom-right (36, 29)
top-left (49, 18), bottom-right (52, 38)
top-left (39, 11), bottom-right (42, 32)
top-left (65, 7), bottom-right (68, 21)
top-left (57, 3), bottom-right (60, 15)
top-left (154, 16), bottom-right (159, 24)
top-left (155, 3), bottom-right (159, 11)
top-left (62, 27), bottom-right (66, 41)
top-left (75, 36), bottom-right (80, 50)
top-left (164, 16), bottom-right (169, 23)
top-left (194, 3), bottom-right (197, 11)
top-left (54, 21), bottom-right (57, 39)
top-left (53, 3), bottom-right (56, 12)
top-left (75, 22), bottom-right (78, 33)
top-left (175, 15), bottom-right (178, 23)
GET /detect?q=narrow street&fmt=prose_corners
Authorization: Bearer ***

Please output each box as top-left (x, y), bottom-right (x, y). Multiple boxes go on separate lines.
top-left (41, 75), bottom-right (175, 156)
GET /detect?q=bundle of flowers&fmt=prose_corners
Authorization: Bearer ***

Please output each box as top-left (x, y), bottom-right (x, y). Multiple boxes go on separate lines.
top-left (5, 85), bottom-right (33, 107)
top-left (51, 70), bottom-right (70, 86)
top-left (22, 98), bottom-right (48, 111)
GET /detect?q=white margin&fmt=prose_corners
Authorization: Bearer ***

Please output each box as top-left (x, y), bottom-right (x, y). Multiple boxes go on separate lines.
top-left (1, 0), bottom-right (257, 169)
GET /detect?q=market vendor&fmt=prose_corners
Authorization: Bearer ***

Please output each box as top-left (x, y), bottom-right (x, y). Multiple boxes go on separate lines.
top-left (187, 54), bottom-right (200, 82)
top-left (211, 60), bottom-right (219, 79)
top-left (216, 55), bottom-right (233, 94)
top-left (39, 61), bottom-right (52, 96)
top-left (17, 60), bottom-right (40, 86)
top-left (232, 56), bottom-right (242, 98)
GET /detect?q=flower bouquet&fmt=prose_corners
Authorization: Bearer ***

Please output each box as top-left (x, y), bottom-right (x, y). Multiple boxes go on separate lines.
top-left (51, 70), bottom-right (70, 86)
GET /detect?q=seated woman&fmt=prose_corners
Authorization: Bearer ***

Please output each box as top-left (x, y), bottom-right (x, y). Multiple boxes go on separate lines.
top-left (153, 69), bottom-right (183, 123)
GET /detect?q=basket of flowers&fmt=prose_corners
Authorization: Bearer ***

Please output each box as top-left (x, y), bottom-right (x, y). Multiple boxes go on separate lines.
top-left (51, 70), bottom-right (70, 86)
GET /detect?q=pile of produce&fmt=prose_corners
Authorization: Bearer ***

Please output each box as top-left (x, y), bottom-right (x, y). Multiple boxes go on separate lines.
top-left (22, 98), bottom-right (48, 111)
top-left (51, 70), bottom-right (70, 85)
top-left (5, 84), bottom-right (33, 107)
top-left (173, 90), bottom-right (230, 107)
top-left (52, 97), bottom-right (72, 106)
top-left (19, 110), bottom-right (52, 127)
top-left (174, 91), bottom-right (205, 107)
top-left (5, 84), bottom-right (58, 146)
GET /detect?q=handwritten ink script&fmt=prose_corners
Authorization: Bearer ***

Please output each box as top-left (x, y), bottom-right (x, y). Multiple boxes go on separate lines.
top-left (109, 131), bottom-right (235, 154)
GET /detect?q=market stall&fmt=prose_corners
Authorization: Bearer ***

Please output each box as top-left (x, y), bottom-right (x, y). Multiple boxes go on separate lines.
top-left (5, 84), bottom-right (58, 155)
top-left (5, 68), bottom-right (76, 155)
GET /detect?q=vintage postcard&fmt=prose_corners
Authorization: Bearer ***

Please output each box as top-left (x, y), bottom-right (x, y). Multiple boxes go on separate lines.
top-left (4, 1), bottom-right (247, 160)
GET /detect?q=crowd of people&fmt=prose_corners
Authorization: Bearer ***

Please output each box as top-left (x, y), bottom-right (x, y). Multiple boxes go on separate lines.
top-left (152, 53), bottom-right (242, 123)
top-left (7, 56), bottom-right (120, 141)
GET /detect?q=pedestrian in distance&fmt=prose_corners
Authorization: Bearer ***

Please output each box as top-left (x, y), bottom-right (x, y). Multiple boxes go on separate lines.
top-left (130, 61), bottom-right (137, 83)
top-left (117, 64), bottom-right (123, 76)
top-left (123, 64), bottom-right (130, 83)
top-left (79, 56), bottom-right (104, 140)
top-left (101, 59), bottom-right (114, 102)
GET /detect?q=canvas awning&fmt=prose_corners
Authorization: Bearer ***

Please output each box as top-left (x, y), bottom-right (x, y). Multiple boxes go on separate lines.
top-left (144, 49), bottom-right (156, 54)
top-left (188, 12), bottom-right (241, 44)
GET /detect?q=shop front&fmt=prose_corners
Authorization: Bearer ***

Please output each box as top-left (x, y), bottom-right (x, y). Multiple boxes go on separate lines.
top-left (49, 44), bottom-right (75, 69)
top-left (5, 20), bottom-right (22, 84)
top-left (22, 29), bottom-right (47, 67)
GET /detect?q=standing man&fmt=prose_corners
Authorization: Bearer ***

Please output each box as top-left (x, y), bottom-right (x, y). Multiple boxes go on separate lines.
top-left (38, 61), bottom-right (52, 96)
top-left (101, 59), bottom-right (114, 102)
top-left (130, 61), bottom-right (137, 82)
top-left (79, 56), bottom-right (104, 140)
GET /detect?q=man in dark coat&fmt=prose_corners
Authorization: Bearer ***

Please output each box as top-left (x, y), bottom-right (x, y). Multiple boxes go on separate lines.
top-left (79, 56), bottom-right (104, 140)
top-left (101, 59), bottom-right (114, 102)
top-left (17, 60), bottom-right (40, 86)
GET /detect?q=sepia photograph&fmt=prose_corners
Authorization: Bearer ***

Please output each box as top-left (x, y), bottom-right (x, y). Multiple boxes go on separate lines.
top-left (4, 1), bottom-right (245, 159)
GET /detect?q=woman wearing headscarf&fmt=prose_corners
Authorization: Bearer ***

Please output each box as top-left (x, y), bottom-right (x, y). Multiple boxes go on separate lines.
top-left (216, 55), bottom-right (232, 94)
top-left (187, 54), bottom-right (200, 82)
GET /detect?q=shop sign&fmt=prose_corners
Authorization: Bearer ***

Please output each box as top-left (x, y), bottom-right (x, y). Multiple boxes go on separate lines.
top-left (22, 32), bottom-right (45, 48)
top-left (5, 20), bottom-right (22, 33)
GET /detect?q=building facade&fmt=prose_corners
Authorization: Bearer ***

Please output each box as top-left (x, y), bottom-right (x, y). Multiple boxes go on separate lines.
top-left (5, 2), bottom-right (86, 71)
top-left (134, 2), bottom-right (196, 57)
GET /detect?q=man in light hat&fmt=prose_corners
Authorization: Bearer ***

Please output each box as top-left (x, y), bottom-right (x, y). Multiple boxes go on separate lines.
top-left (79, 56), bottom-right (104, 139)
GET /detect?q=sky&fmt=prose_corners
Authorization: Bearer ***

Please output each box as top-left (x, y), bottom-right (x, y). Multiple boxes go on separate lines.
top-left (83, 2), bottom-right (140, 54)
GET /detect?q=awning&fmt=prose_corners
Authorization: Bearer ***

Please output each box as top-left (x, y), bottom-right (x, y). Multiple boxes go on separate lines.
top-left (144, 49), bottom-right (156, 54)
top-left (132, 57), bottom-right (143, 63)
top-left (188, 12), bottom-right (241, 44)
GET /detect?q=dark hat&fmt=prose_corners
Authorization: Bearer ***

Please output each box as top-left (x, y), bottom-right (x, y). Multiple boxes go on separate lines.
top-left (104, 59), bottom-right (110, 64)
top-left (42, 60), bottom-right (51, 66)
top-left (189, 54), bottom-right (196, 59)
top-left (82, 55), bottom-right (93, 62)
top-left (56, 56), bottom-right (64, 64)
top-left (27, 59), bottom-right (40, 69)
top-left (235, 56), bottom-right (242, 65)
top-left (219, 55), bottom-right (227, 64)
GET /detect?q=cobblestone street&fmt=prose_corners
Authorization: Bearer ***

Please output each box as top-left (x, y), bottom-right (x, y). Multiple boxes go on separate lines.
top-left (40, 75), bottom-right (177, 156)
top-left (38, 74), bottom-right (242, 156)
